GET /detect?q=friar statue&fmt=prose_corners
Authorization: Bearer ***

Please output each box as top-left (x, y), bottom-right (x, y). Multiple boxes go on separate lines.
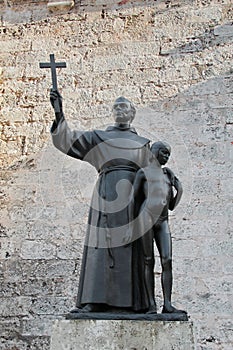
top-left (50, 90), bottom-right (165, 313)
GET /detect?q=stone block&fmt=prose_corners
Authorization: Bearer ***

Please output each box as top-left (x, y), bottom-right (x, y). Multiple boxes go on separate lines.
top-left (34, 260), bottom-right (76, 279)
top-left (0, 317), bottom-right (21, 338)
top-left (19, 277), bottom-right (56, 296)
top-left (0, 338), bottom-right (28, 350)
top-left (92, 55), bottom-right (131, 73)
top-left (1, 38), bottom-right (31, 53)
top-left (0, 296), bottom-right (31, 317)
top-left (94, 86), bottom-right (141, 104)
top-left (20, 240), bottom-right (56, 259)
top-left (0, 238), bottom-right (15, 259)
top-left (2, 9), bottom-right (33, 25)
top-left (31, 7), bottom-right (49, 22)
top-left (193, 315), bottom-right (233, 346)
top-left (56, 240), bottom-right (83, 260)
top-left (29, 336), bottom-right (51, 350)
top-left (30, 296), bottom-right (73, 315)
top-left (47, 1), bottom-right (74, 13)
top-left (220, 178), bottom-right (233, 197)
top-left (225, 124), bottom-right (233, 141)
top-left (50, 319), bottom-right (195, 350)
top-left (21, 315), bottom-right (60, 337)
top-left (214, 24), bottom-right (233, 37)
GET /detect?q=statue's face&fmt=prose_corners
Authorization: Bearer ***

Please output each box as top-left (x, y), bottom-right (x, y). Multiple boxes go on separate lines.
top-left (112, 101), bottom-right (133, 123)
top-left (157, 147), bottom-right (170, 165)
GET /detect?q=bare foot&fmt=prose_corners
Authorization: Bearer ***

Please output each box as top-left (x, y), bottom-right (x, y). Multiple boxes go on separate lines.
top-left (162, 305), bottom-right (187, 314)
top-left (69, 307), bottom-right (83, 313)
top-left (70, 304), bottom-right (101, 313)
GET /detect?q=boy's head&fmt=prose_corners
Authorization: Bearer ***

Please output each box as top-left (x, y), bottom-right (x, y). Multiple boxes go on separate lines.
top-left (151, 141), bottom-right (171, 165)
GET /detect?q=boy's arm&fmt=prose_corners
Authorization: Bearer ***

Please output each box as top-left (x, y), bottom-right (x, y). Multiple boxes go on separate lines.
top-left (169, 176), bottom-right (183, 210)
top-left (163, 167), bottom-right (175, 185)
top-left (165, 167), bottom-right (183, 210)
top-left (123, 170), bottom-right (145, 244)
top-left (133, 169), bottom-right (146, 195)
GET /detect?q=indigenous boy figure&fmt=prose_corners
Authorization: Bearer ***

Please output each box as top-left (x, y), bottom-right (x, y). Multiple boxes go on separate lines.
top-left (126, 141), bottom-right (186, 314)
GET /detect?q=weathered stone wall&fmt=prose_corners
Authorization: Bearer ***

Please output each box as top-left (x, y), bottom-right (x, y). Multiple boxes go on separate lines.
top-left (0, 0), bottom-right (232, 349)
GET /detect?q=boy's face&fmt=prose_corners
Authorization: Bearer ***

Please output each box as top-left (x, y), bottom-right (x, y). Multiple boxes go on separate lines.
top-left (157, 147), bottom-right (170, 165)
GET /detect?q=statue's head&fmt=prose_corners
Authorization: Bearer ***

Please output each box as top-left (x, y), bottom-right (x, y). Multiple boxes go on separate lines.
top-left (112, 96), bottom-right (136, 124)
top-left (151, 141), bottom-right (171, 165)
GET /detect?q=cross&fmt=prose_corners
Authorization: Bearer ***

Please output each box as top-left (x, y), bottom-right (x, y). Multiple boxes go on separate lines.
top-left (39, 54), bottom-right (66, 113)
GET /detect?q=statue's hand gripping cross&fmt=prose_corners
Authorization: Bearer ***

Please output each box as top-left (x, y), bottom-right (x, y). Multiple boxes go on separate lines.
top-left (39, 54), bottom-right (66, 113)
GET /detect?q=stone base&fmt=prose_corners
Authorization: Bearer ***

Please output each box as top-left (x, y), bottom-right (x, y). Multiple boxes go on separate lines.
top-left (50, 319), bottom-right (195, 350)
top-left (66, 311), bottom-right (189, 321)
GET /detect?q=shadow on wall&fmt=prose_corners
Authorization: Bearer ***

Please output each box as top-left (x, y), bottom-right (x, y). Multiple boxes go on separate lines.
top-left (160, 23), bottom-right (233, 56)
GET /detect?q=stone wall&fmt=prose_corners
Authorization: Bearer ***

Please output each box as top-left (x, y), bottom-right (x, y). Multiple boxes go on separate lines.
top-left (0, 0), bottom-right (232, 349)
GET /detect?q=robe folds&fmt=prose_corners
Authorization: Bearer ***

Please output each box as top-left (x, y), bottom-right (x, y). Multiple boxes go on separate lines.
top-left (51, 118), bottom-right (156, 311)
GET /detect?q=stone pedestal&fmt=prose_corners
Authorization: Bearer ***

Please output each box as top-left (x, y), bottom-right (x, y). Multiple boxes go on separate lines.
top-left (50, 319), bottom-right (195, 350)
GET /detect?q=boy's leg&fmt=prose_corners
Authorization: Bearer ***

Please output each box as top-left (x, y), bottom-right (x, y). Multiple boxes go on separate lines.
top-left (154, 221), bottom-right (173, 311)
top-left (141, 229), bottom-right (157, 313)
top-left (154, 221), bottom-right (186, 313)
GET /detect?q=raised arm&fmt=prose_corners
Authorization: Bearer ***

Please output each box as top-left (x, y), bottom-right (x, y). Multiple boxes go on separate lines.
top-left (50, 89), bottom-right (64, 125)
top-left (50, 90), bottom-right (94, 160)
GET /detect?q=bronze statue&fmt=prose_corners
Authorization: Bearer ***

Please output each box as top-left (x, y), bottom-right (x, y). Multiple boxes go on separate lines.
top-left (49, 91), bottom-right (165, 313)
top-left (40, 54), bottom-right (188, 320)
top-left (128, 141), bottom-right (186, 314)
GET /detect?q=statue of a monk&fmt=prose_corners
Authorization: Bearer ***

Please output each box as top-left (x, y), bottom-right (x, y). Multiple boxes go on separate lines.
top-left (50, 90), bottom-right (164, 313)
